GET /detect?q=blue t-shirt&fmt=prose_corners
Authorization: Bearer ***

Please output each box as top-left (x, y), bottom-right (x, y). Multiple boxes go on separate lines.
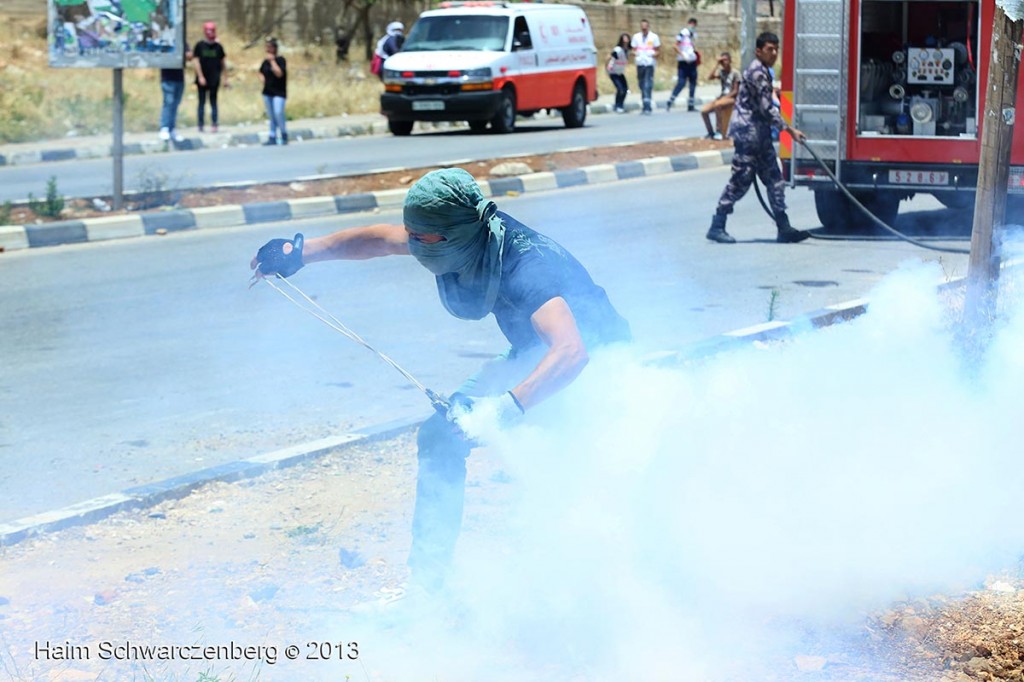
top-left (490, 212), bottom-right (631, 352)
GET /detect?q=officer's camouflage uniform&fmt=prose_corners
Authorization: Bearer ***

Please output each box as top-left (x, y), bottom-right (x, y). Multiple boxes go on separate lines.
top-left (716, 59), bottom-right (787, 216)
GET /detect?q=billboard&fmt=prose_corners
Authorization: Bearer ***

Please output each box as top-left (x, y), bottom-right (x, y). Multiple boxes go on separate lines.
top-left (48, 0), bottom-right (185, 68)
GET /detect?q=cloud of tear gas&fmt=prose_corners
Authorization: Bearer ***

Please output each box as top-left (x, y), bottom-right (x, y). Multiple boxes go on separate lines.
top-left (357, 251), bottom-right (1024, 681)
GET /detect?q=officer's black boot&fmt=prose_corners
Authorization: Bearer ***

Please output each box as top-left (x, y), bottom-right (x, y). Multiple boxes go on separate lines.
top-left (706, 212), bottom-right (736, 244)
top-left (775, 211), bottom-right (810, 243)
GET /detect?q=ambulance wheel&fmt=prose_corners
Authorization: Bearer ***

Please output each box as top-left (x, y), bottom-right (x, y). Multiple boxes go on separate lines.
top-left (491, 88), bottom-right (517, 133)
top-left (562, 81), bottom-right (587, 128)
top-left (388, 119), bottom-right (414, 136)
top-left (468, 120), bottom-right (489, 132)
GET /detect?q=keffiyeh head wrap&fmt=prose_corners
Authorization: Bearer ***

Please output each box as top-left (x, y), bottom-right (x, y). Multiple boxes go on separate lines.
top-left (404, 169), bottom-right (505, 320)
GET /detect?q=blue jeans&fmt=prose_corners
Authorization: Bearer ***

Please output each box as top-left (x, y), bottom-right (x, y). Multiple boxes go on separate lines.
top-left (263, 95), bottom-right (287, 143)
top-left (610, 73), bottom-right (628, 109)
top-left (636, 65), bottom-right (655, 112)
top-left (159, 80), bottom-right (184, 131)
top-left (670, 61), bottom-right (698, 109)
top-left (408, 345), bottom-right (545, 590)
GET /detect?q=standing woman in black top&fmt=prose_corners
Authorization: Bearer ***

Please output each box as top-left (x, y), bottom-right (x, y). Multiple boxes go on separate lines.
top-left (258, 38), bottom-right (288, 146)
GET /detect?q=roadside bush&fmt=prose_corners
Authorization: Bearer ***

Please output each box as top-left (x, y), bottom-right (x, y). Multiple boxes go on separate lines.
top-left (27, 177), bottom-right (65, 219)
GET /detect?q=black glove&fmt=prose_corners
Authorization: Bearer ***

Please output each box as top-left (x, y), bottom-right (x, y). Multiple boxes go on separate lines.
top-left (255, 233), bottom-right (304, 277)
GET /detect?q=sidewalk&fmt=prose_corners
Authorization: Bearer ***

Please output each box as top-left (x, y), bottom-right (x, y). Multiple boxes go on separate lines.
top-left (0, 86), bottom-right (724, 168)
top-left (0, 86), bottom-right (732, 253)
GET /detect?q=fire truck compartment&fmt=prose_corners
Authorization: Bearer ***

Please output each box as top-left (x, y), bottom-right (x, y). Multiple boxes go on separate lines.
top-left (856, 0), bottom-right (979, 140)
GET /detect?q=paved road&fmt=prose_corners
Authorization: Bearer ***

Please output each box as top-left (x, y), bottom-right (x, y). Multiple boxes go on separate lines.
top-left (0, 110), bottom-right (712, 203)
top-left (0, 168), bottom-right (971, 523)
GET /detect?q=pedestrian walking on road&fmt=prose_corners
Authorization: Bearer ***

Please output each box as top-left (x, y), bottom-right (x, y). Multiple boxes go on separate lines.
top-left (250, 168), bottom-right (631, 602)
top-left (667, 18), bottom-right (699, 112)
top-left (607, 33), bottom-right (631, 113)
top-left (701, 51), bottom-right (739, 138)
top-left (630, 19), bottom-right (660, 115)
top-left (193, 21), bottom-right (227, 133)
top-left (158, 48), bottom-right (191, 144)
top-left (258, 37), bottom-right (288, 146)
top-left (707, 32), bottom-right (810, 244)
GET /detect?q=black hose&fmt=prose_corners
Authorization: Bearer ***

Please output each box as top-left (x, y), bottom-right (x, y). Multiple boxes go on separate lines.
top-left (757, 138), bottom-right (970, 254)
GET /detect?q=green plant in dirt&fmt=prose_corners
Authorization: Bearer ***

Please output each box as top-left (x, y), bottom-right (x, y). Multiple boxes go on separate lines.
top-left (0, 201), bottom-right (12, 226)
top-left (134, 165), bottom-right (190, 209)
top-left (27, 176), bottom-right (65, 218)
top-left (194, 672), bottom-right (221, 682)
top-left (766, 287), bottom-right (780, 321)
top-left (285, 522), bottom-right (323, 538)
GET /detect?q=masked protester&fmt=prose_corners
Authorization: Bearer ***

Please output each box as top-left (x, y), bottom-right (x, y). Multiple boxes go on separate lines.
top-left (251, 168), bottom-right (631, 602)
top-left (193, 21), bottom-right (227, 133)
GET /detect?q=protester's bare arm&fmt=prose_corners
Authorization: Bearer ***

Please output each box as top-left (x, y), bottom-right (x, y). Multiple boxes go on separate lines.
top-left (194, 55), bottom-right (205, 85)
top-left (303, 224), bottom-right (411, 262)
top-left (510, 297), bottom-right (589, 410)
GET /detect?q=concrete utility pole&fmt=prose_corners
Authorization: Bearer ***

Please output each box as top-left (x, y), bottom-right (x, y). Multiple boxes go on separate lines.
top-left (964, 3), bottom-right (1024, 325)
top-left (112, 68), bottom-right (124, 211)
top-left (740, 0), bottom-right (757, 71)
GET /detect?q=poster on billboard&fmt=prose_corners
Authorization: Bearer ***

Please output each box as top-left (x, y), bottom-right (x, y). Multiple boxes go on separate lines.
top-left (48, 0), bottom-right (185, 68)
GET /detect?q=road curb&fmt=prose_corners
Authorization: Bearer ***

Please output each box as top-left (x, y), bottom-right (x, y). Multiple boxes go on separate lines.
top-left (1, 265), bottom-right (991, 548)
top-left (0, 95), bottom-right (716, 169)
top-left (0, 415), bottom-right (425, 547)
top-left (0, 148), bottom-right (731, 252)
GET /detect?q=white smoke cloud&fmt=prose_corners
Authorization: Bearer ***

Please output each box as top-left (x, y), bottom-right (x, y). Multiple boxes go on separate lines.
top-left (346, 255), bottom-right (1024, 680)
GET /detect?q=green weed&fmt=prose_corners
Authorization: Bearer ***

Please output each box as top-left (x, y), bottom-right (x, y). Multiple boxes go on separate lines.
top-left (27, 176), bottom-right (64, 218)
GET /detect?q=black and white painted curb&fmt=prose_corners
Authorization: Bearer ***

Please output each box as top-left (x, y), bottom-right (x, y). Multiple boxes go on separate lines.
top-left (0, 148), bottom-right (732, 252)
top-left (0, 97), bottom-right (712, 168)
top-left (1, 267), bottom-right (986, 548)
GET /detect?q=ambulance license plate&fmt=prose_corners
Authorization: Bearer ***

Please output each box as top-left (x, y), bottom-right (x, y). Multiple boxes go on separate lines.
top-left (888, 170), bottom-right (949, 185)
top-left (412, 100), bottom-right (445, 111)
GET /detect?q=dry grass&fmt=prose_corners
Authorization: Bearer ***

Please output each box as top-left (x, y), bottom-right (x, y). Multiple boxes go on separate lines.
top-left (0, 20), bottom-right (383, 143)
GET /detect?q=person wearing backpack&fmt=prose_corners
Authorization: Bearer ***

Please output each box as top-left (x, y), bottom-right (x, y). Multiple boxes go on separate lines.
top-left (372, 21), bottom-right (405, 80)
top-left (667, 18), bottom-right (699, 112)
top-left (606, 33), bottom-right (631, 113)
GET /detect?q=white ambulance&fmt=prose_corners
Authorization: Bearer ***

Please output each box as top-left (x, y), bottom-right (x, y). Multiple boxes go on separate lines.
top-left (380, 2), bottom-right (598, 135)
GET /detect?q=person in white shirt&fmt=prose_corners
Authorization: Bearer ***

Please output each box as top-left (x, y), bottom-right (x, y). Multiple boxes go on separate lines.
top-left (630, 19), bottom-right (660, 115)
top-left (667, 17), bottom-right (698, 112)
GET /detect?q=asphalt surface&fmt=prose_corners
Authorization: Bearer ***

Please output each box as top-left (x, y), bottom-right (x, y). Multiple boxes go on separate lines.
top-left (0, 91), bottom-right (718, 203)
top-left (0, 167), bottom-right (972, 524)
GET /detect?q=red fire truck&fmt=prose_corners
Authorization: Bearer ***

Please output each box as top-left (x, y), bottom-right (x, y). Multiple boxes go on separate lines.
top-left (780, 0), bottom-right (1022, 231)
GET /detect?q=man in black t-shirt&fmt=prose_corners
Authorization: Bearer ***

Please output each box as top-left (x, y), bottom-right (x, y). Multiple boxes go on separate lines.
top-left (258, 38), bottom-right (287, 145)
top-left (251, 169), bottom-right (630, 596)
top-left (193, 22), bottom-right (228, 132)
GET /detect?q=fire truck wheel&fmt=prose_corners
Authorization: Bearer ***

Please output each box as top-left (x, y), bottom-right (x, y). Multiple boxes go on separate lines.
top-left (814, 188), bottom-right (900, 234)
top-left (935, 192), bottom-right (975, 211)
top-left (491, 88), bottom-right (517, 134)
top-left (562, 81), bottom-right (587, 128)
top-left (388, 119), bottom-right (414, 136)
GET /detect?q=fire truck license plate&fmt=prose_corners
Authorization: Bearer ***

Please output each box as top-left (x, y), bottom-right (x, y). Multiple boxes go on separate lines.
top-left (412, 101), bottom-right (445, 111)
top-left (888, 170), bottom-right (949, 186)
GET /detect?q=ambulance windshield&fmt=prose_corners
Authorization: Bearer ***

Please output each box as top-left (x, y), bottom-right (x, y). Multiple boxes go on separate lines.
top-left (402, 16), bottom-right (510, 52)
